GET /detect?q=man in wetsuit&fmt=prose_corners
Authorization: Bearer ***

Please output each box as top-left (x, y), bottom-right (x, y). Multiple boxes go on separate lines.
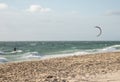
top-left (14, 47), bottom-right (16, 51)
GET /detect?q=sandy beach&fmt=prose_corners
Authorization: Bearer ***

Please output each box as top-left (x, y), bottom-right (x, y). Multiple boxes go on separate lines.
top-left (0, 52), bottom-right (120, 82)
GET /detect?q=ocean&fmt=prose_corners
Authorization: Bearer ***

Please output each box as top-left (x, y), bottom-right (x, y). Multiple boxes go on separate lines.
top-left (0, 41), bottom-right (120, 63)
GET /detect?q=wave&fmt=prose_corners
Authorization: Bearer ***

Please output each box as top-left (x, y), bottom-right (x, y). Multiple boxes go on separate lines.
top-left (42, 51), bottom-right (90, 59)
top-left (10, 50), bottom-right (23, 54)
top-left (0, 51), bottom-right (5, 55)
top-left (42, 45), bottom-right (120, 59)
top-left (21, 52), bottom-right (41, 59)
top-left (1, 44), bottom-right (120, 63)
top-left (0, 57), bottom-right (8, 63)
top-left (100, 45), bottom-right (120, 52)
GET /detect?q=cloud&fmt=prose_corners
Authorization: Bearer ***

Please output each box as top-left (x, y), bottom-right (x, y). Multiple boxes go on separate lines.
top-left (105, 10), bottom-right (120, 16)
top-left (27, 5), bottom-right (51, 13)
top-left (0, 3), bottom-right (8, 10)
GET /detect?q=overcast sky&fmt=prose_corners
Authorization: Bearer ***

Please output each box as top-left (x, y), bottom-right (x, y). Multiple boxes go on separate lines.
top-left (0, 0), bottom-right (120, 41)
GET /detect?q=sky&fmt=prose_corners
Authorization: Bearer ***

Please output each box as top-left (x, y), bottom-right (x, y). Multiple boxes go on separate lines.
top-left (0, 0), bottom-right (120, 41)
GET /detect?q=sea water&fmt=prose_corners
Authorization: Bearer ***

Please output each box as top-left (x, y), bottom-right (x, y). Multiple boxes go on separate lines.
top-left (0, 41), bottom-right (120, 63)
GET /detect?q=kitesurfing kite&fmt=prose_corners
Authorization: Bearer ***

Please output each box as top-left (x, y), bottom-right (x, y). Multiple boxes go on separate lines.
top-left (95, 26), bottom-right (102, 37)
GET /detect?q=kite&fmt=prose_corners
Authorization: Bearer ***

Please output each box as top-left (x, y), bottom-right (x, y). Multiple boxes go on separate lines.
top-left (95, 26), bottom-right (102, 37)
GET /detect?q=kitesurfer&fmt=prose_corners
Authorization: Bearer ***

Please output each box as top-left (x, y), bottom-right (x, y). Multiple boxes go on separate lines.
top-left (14, 47), bottom-right (17, 51)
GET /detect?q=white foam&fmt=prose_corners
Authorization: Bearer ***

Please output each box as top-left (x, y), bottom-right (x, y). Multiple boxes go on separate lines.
top-left (0, 51), bottom-right (5, 55)
top-left (10, 50), bottom-right (23, 54)
top-left (41, 45), bottom-right (120, 60)
top-left (42, 51), bottom-right (89, 59)
top-left (21, 52), bottom-right (41, 59)
top-left (6, 44), bottom-right (120, 62)
top-left (100, 45), bottom-right (120, 52)
top-left (0, 57), bottom-right (8, 63)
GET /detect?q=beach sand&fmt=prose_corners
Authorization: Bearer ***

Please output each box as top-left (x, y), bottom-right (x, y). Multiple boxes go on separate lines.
top-left (0, 52), bottom-right (120, 82)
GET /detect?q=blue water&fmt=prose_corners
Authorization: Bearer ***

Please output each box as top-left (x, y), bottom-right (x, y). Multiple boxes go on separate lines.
top-left (0, 41), bottom-right (120, 63)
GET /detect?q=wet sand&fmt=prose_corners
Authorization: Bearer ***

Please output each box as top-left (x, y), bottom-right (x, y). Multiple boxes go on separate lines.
top-left (0, 52), bottom-right (120, 82)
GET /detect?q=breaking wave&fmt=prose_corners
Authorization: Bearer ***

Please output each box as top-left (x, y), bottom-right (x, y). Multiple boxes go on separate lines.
top-left (0, 57), bottom-right (8, 63)
top-left (21, 52), bottom-right (41, 59)
top-left (100, 45), bottom-right (120, 52)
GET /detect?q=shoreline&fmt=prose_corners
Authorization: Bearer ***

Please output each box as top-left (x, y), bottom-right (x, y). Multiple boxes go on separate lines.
top-left (0, 52), bottom-right (120, 81)
top-left (5, 51), bottom-right (120, 64)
